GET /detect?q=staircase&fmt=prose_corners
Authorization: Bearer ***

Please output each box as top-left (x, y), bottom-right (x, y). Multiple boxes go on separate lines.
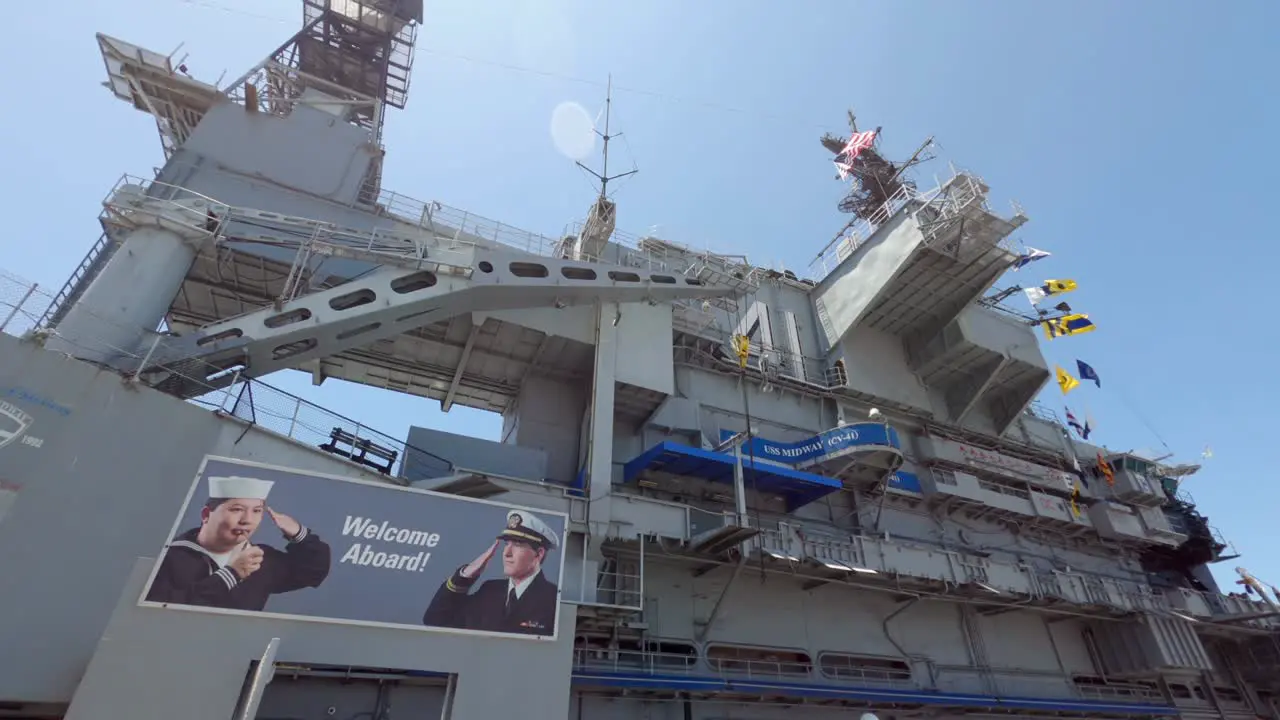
top-left (40, 234), bottom-right (117, 330)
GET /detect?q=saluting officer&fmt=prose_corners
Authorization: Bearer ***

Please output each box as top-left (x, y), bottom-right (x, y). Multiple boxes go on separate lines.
top-left (145, 475), bottom-right (331, 611)
top-left (423, 509), bottom-right (560, 636)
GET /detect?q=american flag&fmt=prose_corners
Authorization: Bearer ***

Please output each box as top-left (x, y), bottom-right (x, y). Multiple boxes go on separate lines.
top-left (1064, 408), bottom-right (1090, 440)
top-left (834, 130), bottom-right (877, 179)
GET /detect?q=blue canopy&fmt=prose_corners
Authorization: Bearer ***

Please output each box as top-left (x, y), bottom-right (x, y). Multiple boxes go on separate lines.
top-left (622, 441), bottom-right (843, 511)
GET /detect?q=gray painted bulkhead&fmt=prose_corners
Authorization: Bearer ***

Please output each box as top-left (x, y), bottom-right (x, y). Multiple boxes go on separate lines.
top-left (0, 334), bottom-right (577, 719)
top-left (16, 29), bottom-right (1277, 720)
top-left (4, 293), bottom-right (1245, 719)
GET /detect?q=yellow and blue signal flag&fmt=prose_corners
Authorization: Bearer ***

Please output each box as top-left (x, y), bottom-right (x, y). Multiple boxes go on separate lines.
top-left (1041, 314), bottom-right (1096, 340)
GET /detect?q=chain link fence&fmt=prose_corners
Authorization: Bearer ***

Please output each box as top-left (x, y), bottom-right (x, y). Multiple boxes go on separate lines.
top-left (0, 269), bottom-right (451, 479)
top-left (0, 269), bottom-right (55, 338)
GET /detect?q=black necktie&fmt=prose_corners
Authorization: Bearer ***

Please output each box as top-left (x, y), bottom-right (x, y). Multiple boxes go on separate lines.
top-left (505, 587), bottom-right (515, 616)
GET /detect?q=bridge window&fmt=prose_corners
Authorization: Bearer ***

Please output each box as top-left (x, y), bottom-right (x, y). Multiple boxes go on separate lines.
top-left (817, 652), bottom-right (912, 684)
top-left (705, 643), bottom-right (811, 677)
top-left (1116, 456), bottom-right (1153, 474)
top-left (651, 275), bottom-right (676, 284)
top-left (1168, 683), bottom-right (1209, 702)
top-left (977, 479), bottom-right (1030, 500)
top-left (1214, 687), bottom-right (1245, 705)
top-left (607, 270), bottom-right (641, 282)
top-left (933, 468), bottom-right (958, 486)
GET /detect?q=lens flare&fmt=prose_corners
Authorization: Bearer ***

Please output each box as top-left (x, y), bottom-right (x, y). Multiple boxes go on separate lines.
top-left (550, 101), bottom-right (596, 161)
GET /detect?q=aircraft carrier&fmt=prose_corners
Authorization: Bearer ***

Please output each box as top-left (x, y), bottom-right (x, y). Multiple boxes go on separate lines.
top-left (1, 2), bottom-right (1278, 719)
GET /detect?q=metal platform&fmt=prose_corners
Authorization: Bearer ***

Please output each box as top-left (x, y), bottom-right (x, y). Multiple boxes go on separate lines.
top-left (96, 33), bottom-right (223, 157)
top-left (47, 175), bottom-right (758, 412)
top-left (860, 174), bottom-right (1026, 341)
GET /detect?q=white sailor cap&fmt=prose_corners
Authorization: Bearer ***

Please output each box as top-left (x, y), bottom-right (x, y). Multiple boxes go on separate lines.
top-left (498, 509), bottom-right (559, 551)
top-left (208, 475), bottom-right (274, 501)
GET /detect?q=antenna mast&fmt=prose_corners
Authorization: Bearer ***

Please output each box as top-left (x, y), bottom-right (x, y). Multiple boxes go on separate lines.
top-left (571, 75), bottom-right (637, 261)
top-left (810, 110), bottom-right (934, 266)
top-left (576, 76), bottom-right (638, 199)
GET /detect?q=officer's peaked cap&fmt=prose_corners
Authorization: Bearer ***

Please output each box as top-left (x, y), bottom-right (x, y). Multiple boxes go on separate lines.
top-left (498, 509), bottom-right (559, 550)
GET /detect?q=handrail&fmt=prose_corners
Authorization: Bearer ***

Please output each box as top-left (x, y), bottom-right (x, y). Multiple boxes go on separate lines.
top-left (571, 648), bottom-right (1166, 704)
top-left (0, 269), bottom-right (455, 480)
top-left (808, 168), bottom-right (1024, 281)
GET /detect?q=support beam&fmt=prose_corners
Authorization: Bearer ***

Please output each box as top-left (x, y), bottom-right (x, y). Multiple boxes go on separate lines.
top-left (950, 355), bottom-right (1009, 424)
top-left (585, 301), bottom-right (620, 564)
top-left (140, 249), bottom-right (745, 393)
top-left (47, 185), bottom-right (218, 364)
top-left (441, 320), bottom-right (482, 412)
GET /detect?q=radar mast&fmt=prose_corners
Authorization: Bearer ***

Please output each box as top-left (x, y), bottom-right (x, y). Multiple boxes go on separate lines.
top-left (98, 0), bottom-right (423, 201)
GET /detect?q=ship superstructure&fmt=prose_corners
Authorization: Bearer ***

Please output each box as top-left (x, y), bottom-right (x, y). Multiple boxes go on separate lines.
top-left (0, 3), bottom-right (1278, 720)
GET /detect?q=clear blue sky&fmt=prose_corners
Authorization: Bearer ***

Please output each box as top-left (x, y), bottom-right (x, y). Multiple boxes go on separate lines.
top-left (3, 0), bottom-right (1277, 592)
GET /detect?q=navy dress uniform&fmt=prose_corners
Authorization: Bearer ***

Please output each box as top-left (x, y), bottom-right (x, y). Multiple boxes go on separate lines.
top-left (423, 509), bottom-right (560, 636)
top-left (144, 476), bottom-right (331, 612)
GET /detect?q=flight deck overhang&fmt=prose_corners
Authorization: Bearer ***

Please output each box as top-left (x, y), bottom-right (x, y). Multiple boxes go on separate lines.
top-left (96, 33), bottom-right (224, 158)
top-left (906, 305), bottom-right (1050, 432)
top-left (66, 175), bottom-right (756, 411)
top-left (813, 172), bottom-right (1027, 352)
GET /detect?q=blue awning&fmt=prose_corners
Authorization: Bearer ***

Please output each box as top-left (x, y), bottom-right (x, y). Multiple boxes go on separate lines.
top-left (622, 441), bottom-right (843, 511)
top-left (571, 671), bottom-right (1175, 717)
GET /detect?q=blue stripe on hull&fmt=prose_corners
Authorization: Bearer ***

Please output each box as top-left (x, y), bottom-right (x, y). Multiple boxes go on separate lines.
top-left (571, 671), bottom-right (1176, 716)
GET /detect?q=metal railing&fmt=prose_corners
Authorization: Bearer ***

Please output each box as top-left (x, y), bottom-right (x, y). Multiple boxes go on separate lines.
top-left (0, 270), bottom-right (450, 480)
top-left (38, 233), bottom-right (115, 330)
top-left (572, 649), bottom-right (1166, 706)
top-left (811, 183), bottom-right (920, 277)
top-left (686, 506), bottom-right (1214, 619)
top-left (49, 174), bottom-right (760, 341)
top-left (809, 169), bottom-right (1025, 279)
top-left (0, 270), bottom-right (54, 337)
top-left (372, 187), bottom-right (563, 258)
top-left (816, 661), bottom-right (916, 688)
top-left (367, 185), bottom-right (760, 300)
top-left (935, 664), bottom-right (1164, 704)
top-left (128, 157), bottom-right (759, 298)
top-left (1025, 399), bottom-right (1063, 426)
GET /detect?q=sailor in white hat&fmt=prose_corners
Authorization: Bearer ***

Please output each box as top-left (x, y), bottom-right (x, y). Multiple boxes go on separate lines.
top-left (144, 473), bottom-right (331, 612)
top-left (423, 508), bottom-right (561, 636)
